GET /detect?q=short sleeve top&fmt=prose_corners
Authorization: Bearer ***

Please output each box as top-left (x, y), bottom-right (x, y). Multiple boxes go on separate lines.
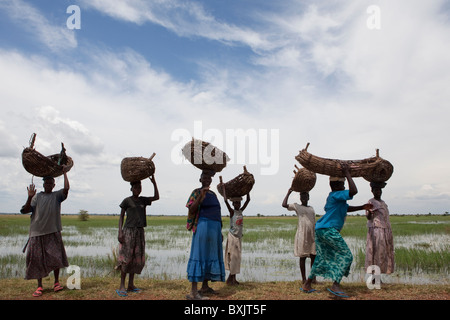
top-left (367, 198), bottom-right (391, 229)
top-left (120, 196), bottom-right (152, 228)
top-left (315, 190), bottom-right (352, 231)
top-left (229, 210), bottom-right (243, 238)
top-left (288, 203), bottom-right (316, 230)
top-left (29, 189), bottom-right (66, 237)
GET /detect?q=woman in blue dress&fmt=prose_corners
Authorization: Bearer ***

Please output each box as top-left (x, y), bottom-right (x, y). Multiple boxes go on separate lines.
top-left (185, 170), bottom-right (225, 300)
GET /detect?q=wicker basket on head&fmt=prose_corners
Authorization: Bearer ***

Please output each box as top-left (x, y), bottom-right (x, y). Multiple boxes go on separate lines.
top-left (291, 165), bottom-right (316, 192)
top-left (217, 166), bottom-right (255, 198)
top-left (362, 156), bottom-right (394, 183)
top-left (295, 143), bottom-right (392, 180)
top-left (182, 138), bottom-right (229, 173)
top-left (120, 153), bottom-right (156, 182)
top-left (21, 133), bottom-right (73, 178)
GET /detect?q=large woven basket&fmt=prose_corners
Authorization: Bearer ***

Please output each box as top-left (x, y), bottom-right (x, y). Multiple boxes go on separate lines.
top-left (217, 166), bottom-right (255, 198)
top-left (295, 143), bottom-right (393, 181)
top-left (21, 133), bottom-right (73, 178)
top-left (291, 165), bottom-right (316, 192)
top-left (182, 138), bottom-right (229, 173)
top-left (120, 153), bottom-right (156, 182)
top-left (362, 157), bottom-right (394, 183)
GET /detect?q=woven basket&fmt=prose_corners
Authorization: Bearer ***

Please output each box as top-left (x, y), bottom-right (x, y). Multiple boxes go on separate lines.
top-left (217, 166), bottom-right (255, 198)
top-left (120, 153), bottom-right (156, 182)
top-left (21, 134), bottom-right (73, 178)
top-left (362, 158), bottom-right (394, 183)
top-left (291, 165), bottom-right (316, 192)
top-left (182, 138), bottom-right (229, 173)
top-left (295, 143), bottom-right (393, 181)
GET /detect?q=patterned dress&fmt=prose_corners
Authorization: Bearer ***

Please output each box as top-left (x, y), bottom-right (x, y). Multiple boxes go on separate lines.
top-left (116, 196), bottom-right (152, 274)
top-left (225, 210), bottom-right (243, 274)
top-left (116, 227), bottom-right (146, 274)
top-left (24, 189), bottom-right (69, 280)
top-left (365, 198), bottom-right (395, 274)
top-left (25, 232), bottom-right (69, 280)
top-left (309, 228), bottom-right (353, 283)
top-left (309, 190), bottom-right (353, 284)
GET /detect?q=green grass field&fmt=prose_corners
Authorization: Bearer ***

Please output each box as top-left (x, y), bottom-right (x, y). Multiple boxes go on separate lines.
top-left (1, 214), bottom-right (449, 278)
top-left (2, 213), bottom-right (448, 235)
top-left (0, 214), bottom-right (448, 300)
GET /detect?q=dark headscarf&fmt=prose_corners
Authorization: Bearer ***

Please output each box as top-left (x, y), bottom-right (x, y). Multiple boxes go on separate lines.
top-left (370, 181), bottom-right (387, 189)
top-left (201, 169), bottom-right (216, 177)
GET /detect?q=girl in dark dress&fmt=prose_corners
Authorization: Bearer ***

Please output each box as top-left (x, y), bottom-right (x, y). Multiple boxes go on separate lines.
top-left (116, 175), bottom-right (159, 297)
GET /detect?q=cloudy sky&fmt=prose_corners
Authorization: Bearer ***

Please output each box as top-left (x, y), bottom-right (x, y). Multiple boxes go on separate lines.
top-left (0, 0), bottom-right (449, 216)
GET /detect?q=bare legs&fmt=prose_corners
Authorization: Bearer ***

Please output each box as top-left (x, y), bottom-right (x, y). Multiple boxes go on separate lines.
top-left (188, 280), bottom-right (212, 300)
top-left (300, 255), bottom-right (316, 284)
top-left (120, 271), bottom-right (137, 292)
top-left (33, 269), bottom-right (62, 297)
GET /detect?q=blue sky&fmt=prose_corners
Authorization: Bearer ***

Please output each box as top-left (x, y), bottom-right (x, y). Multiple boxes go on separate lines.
top-left (1, 0), bottom-right (450, 216)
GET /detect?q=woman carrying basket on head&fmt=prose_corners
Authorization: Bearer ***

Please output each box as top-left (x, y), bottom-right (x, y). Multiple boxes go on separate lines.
top-left (302, 164), bottom-right (372, 298)
top-left (116, 175), bottom-right (159, 297)
top-left (20, 166), bottom-right (70, 297)
top-left (365, 181), bottom-right (395, 280)
top-left (185, 170), bottom-right (225, 300)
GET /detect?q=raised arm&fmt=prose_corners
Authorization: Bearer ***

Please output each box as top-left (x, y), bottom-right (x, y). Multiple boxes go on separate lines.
top-left (241, 193), bottom-right (251, 212)
top-left (282, 188), bottom-right (293, 209)
top-left (149, 175), bottom-right (160, 202)
top-left (342, 163), bottom-right (357, 197)
top-left (62, 165), bottom-right (70, 199)
top-left (20, 183), bottom-right (36, 214)
top-left (221, 179), bottom-right (234, 216)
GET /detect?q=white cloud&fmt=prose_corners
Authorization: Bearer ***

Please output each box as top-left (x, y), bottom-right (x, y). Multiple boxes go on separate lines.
top-left (35, 106), bottom-right (105, 156)
top-left (0, 120), bottom-right (19, 158)
top-left (405, 184), bottom-right (450, 202)
top-left (80, 0), bottom-right (269, 50)
top-left (0, 0), bottom-right (77, 51)
top-left (0, 1), bottom-right (449, 216)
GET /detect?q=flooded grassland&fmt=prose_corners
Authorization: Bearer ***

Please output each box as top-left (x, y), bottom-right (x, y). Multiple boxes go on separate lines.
top-left (0, 214), bottom-right (448, 285)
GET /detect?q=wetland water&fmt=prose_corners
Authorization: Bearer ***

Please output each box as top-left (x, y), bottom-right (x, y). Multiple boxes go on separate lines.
top-left (0, 216), bottom-right (448, 285)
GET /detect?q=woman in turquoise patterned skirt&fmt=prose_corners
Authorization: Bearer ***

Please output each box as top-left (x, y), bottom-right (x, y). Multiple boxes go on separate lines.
top-left (302, 164), bottom-right (372, 298)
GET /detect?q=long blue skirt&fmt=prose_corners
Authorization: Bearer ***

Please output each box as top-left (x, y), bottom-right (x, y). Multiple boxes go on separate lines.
top-left (187, 217), bottom-right (225, 283)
